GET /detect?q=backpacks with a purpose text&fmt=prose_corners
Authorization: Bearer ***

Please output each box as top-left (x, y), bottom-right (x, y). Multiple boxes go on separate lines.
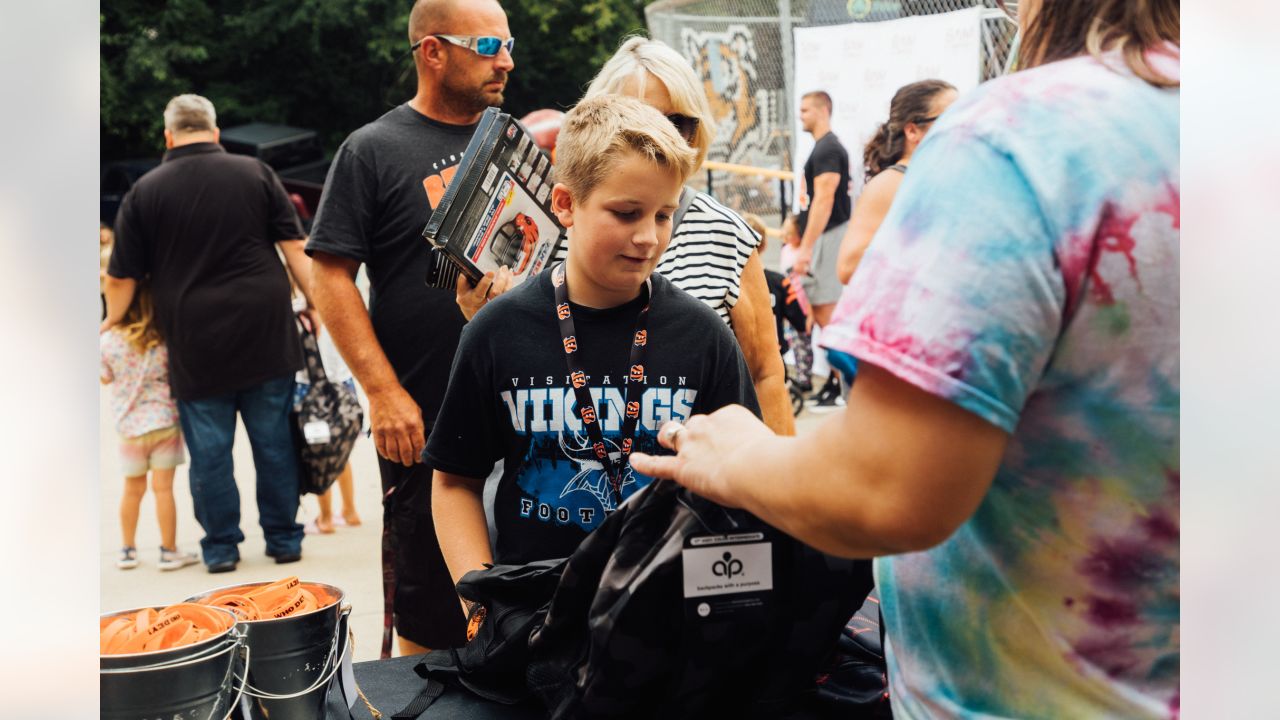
top-left (291, 324), bottom-right (363, 495)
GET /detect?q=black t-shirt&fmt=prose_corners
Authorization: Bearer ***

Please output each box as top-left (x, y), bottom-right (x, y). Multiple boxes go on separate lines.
top-left (108, 143), bottom-right (304, 401)
top-left (306, 104), bottom-right (479, 427)
top-left (425, 270), bottom-right (760, 565)
top-left (800, 132), bottom-right (852, 233)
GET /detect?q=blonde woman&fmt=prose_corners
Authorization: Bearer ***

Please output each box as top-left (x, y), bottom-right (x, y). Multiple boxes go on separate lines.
top-left (583, 37), bottom-right (792, 434)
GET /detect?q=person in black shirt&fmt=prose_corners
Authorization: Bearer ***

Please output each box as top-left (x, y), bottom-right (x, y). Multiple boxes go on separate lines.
top-left (795, 90), bottom-right (853, 407)
top-left (306, 0), bottom-right (515, 655)
top-left (104, 94), bottom-right (312, 573)
top-left (428, 95), bottom-right (759, 584)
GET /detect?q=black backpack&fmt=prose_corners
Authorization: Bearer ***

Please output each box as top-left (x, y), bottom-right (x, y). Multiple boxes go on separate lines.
top-left (412, 558), bottom-right (566, 705)
top-left (526, 480), bottom-right (874, 719)
top-left (813, 589), bottom-right (893, 718)
top-left (291, 324), bottom-right (364, 495)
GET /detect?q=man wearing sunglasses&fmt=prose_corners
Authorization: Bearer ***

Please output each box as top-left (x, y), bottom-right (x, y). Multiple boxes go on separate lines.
top-left (306, 0), bottom-right (514, 658)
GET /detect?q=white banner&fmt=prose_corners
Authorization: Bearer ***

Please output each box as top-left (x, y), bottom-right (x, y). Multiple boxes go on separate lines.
top-left (792, 7), bottom-right (984, 210)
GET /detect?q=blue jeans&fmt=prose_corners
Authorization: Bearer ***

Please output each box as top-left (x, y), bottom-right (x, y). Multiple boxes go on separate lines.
top-left (178, 374), bottom-right (303, 565)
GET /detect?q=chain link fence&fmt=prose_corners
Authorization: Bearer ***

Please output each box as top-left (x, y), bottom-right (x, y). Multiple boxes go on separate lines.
top-left (645, 0), bottom-right (1016, 223)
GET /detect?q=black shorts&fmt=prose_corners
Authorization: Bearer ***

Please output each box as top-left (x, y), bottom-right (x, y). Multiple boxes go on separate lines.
top-left (379, 455), bottom-right (467, 649)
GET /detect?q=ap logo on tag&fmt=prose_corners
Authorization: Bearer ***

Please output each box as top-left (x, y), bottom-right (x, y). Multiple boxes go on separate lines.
top-left (712, 551), bottom-right (743, 579)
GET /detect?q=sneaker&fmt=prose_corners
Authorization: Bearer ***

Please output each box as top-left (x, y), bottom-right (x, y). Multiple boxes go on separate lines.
top-left (808, 393), bottom-right (846, 413)
top-left (158, 547), bottom-right (200, 571)
top-left (207, 559), bottom-right (238, 574)
top-left (807, 374), bottom-right (841, 406)
top-left (117, 546), bottom-right (139, 570)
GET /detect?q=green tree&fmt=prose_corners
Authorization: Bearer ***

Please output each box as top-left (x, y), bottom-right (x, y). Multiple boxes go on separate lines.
top-left (101, 0), bottom-right (648, 161)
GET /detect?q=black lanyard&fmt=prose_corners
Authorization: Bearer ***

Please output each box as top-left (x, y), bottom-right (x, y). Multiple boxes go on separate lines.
top-left (552, 262), bottom-right (652, 506)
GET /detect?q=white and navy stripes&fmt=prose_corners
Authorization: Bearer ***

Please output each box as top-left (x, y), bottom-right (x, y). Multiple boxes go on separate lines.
top-left (553, 190), bottom-right (760, 327)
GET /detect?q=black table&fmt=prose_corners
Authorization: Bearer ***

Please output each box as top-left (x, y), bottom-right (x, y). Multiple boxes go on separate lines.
top-left (323, 654), bottom-right (845, 719)
top-left (324, 653), bottom-right (545, 719)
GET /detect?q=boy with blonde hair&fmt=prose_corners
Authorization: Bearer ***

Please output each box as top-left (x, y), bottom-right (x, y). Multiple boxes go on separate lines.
top-left (427, 95), bottom-right (760, 583)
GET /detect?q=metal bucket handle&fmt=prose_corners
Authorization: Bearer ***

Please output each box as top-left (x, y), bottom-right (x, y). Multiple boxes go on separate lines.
top-left (100, 628), bottom-right (249, 720)
top-left (237, 604), bottom-right (352, 701)
top-left (220, 642), bottom-right (251, 720)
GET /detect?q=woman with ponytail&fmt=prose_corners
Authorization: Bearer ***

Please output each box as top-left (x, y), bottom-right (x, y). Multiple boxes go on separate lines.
top-left (635, 0), bottom-right (1180, 716)
top-left (836, 80), bottom-right (956, 284)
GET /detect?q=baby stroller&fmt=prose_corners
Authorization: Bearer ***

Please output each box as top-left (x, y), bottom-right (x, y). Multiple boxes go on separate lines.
top-left (766, 269), bottom-right (813, 417)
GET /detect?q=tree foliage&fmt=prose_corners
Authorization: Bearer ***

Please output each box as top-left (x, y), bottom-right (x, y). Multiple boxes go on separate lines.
top-left (101, 0), bottom-right (648, 161)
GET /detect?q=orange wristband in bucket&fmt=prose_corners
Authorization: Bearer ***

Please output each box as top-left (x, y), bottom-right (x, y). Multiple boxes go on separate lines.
top-left (100, 604), bottom-right (236, 655)
top-left (198, 576), bottom-right (334, 621)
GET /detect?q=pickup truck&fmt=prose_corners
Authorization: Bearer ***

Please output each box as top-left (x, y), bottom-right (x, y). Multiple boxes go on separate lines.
top-left (218, 122), bottom-right (331, 228)
top-left (100, 122), bottom-right (331, 229)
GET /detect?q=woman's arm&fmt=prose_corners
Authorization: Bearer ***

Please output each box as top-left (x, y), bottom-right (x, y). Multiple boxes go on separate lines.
top-left (729, 251), bottom-right (795, 436)
top-left (837, 172), bottom-right (903, 284)
top-left (431, 470), bottom-right (494, 588)
top-left (631, 363), bottom-right (1008, 558)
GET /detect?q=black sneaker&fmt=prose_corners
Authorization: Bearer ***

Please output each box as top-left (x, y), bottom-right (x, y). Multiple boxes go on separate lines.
top-left (273, 552), bottom-right (303, 565)
top-left (207, 559), bottom-right (238, 574)
top-left (807, 374), bottom-right (841, 404)
top-left (809, 393), bottom-right (846, 413)
top-left (807, 374), bottom-right (845, 412)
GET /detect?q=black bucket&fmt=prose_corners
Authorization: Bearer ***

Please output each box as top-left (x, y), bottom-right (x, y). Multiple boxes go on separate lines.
top-left (100, 605), bottom-right (246, 720)
top-left (187, 581), bottom-right (349, 720)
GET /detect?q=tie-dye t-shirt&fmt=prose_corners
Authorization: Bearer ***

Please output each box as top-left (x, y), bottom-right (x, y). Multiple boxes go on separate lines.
top-left (820, 49), bottom-right (1179, 718)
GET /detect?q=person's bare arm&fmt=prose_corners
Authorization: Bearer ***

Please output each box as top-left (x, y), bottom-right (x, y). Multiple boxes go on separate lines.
top-left (837, 172), bottom-right (903, 284)
top-left (100, 274), bottom-right (137, 333)
top-left (728, 251), bottom-right (794, 435)
top-left (630, 363), bottom-right (1008, 558)
top-left (793, 171), bottom-right (841, 276)
top-left (279, 238), bottom-right (318, 330)
top-left (432, 470), bottom-right (494, 589)
top-left (279, 239), bottom-right (314, 304)
top-left (311, 251), bottom-right (424, 466)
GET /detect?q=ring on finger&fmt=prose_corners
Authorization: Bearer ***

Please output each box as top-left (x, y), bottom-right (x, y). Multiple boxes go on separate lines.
top-left (665, 423), bottom-right (684, 446)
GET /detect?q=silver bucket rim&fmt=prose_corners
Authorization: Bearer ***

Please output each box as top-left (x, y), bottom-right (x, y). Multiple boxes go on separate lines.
top-left (183, 580), bottom-right (346, 624)
top-left (100, 603), bottom-right (241, 662)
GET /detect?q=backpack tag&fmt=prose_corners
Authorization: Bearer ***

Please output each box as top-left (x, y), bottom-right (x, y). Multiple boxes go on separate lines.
top-left (302, 420), bottom-right (332, 445)
top-left (682, 532), bottom-right (772, 622)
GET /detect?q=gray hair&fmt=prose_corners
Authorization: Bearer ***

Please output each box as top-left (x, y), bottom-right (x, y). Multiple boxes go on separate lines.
top-left (163, 94), bottom-right (217, 133)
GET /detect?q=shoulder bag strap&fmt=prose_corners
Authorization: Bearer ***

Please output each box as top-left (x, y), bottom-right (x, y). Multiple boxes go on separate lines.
top-left (298, 320), bottom-right (329, 385)
top-left (671, 186), bottom-right (697, 234)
